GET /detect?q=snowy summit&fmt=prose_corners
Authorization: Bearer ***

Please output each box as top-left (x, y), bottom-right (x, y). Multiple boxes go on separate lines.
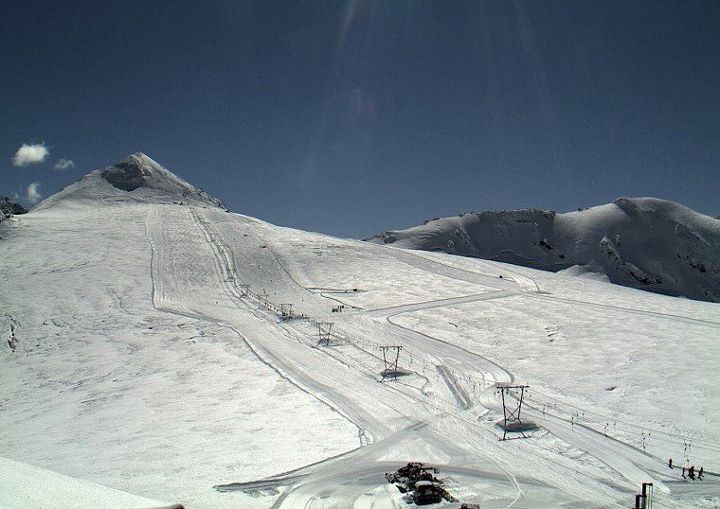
top-left (36, 152), bottom-right (226, 211)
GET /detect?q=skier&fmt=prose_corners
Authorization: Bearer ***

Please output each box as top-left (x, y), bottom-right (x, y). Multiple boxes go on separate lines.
top-left (681, 467), bottom-right (686, 479)
top-left (668, 458), bottom-right (673, 469)
top-left (698, 467), bottom-right (704, 480)
top-left (688, 465), bottom-right (695, 480)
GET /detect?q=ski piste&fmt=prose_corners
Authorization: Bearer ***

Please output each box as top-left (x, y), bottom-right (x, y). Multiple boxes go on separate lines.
top-left (1, 154), bottom-right (718, 508)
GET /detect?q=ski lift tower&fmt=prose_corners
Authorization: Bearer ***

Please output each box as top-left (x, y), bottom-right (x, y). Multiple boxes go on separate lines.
top-left (280, 303), bottom-right (294, 318)
top-left (317, 322), bottom-right (333, 346)
top-left (258, 289), bottom-right (270, 309)
top-left (379, 346), bottom-right (403, 381)
top-left (496, 383), bottom-right (531, 440)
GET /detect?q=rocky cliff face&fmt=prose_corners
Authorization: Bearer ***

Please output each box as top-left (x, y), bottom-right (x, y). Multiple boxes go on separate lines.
top-left (0, 196), bottom-right (28, 222)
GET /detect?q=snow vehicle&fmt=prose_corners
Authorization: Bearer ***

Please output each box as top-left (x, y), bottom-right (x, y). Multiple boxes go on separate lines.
top-left (385, 462), bottom-right (435, 488)
top-left (385, 463), bottom-right (456, 504)
top-left (413, 480), bottom-right (443, 504)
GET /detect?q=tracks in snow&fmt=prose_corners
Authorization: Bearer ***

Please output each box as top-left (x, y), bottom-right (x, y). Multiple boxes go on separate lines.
top-left (145, 205), bottom-right (698, 507)
top-left (3, 314), bottom-right (19, 352)
top-left (182, 207), bottom-right (535, 505)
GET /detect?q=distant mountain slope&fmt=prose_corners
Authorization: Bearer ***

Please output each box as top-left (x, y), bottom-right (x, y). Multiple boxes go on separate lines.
top-left (367, 198), bottom-right (720, 303)
top-left (0, 196), bottom-right (28, 222)
top-left (35, 152), bottom-right (225, 211)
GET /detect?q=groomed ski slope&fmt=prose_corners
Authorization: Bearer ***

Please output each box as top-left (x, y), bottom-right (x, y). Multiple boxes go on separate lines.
top-left (1, 198), bottom-right (719, 508)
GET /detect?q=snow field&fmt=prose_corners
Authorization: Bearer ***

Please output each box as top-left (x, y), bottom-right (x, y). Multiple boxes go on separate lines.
top-left (1, 197), bottom-right (718, 508)
top-left (0, 204), bottom-right (359, 508)
top-left (200, 207), bottom-right (719, 507)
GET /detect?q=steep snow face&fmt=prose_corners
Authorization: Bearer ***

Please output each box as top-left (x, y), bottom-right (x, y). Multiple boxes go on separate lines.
top-left (35, 153), bottom-right (225, 211)
top-left (368, 198), bottom-right (720, 302)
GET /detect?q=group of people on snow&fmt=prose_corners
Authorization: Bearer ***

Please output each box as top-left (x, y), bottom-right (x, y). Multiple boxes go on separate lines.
top-left (669, 459), bottom-right (704, 480)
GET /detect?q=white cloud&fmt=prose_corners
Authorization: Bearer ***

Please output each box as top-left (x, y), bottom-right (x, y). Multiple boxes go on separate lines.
top-left (54, 158), bottom-right (75, 171)
top-left (26, 182), bottom-right (42, 204)
top-left (13, 143), bottom-right (50, 166)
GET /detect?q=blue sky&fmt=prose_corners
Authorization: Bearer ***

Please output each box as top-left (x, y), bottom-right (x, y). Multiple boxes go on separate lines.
top-left (2, 1), bottom-right (718, 237)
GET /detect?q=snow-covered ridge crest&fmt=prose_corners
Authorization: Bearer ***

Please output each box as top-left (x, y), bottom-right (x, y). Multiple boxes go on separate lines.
top-left (367, 197), bottom-right (720, 303)
top-left (35, 152), bottom-right (225, 210)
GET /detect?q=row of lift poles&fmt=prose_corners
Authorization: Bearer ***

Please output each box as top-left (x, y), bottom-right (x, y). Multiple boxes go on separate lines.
top-left (317, 322), bottom-right (403, 382)
top-left (259, 290), bottom-right (654, 507)
top-left (316, 318), bottom-right (655, 508)
top-left (316, 320), bottom-right (531, 441)
top-left (248, 289), bottom-right (535, 444)
top-left (245, 285), bottom-right (531, 443)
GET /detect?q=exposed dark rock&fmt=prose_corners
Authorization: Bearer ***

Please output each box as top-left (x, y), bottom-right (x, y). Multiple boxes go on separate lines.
top-left (35, 152), bottom-right (226, 210)
top-left (0, 196), bottom-right (28, 221)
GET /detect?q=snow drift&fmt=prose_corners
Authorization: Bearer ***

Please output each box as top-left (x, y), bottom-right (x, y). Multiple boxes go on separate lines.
top-left (0, 456), bottom-right (183, 509)
top-left (367, 198), bottom-right (720, 302)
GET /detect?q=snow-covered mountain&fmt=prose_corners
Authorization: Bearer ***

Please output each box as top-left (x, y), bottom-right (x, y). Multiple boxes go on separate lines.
top-left (2, 155), bottom-right (719, 508)
top-left (35, 152), bottom-right (226, 211)
top-left (368, 199), bottom-right (720, 303)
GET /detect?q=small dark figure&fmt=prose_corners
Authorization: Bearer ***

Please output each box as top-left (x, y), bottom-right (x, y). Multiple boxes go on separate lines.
top-left (682, 467), bottom-right (686, 478)
top-left (698, 467), bottom-right (704, 480)
top-left (668, 458), bottom-right (673, 469)
top-left (689, 466), bottom-right (695, 480)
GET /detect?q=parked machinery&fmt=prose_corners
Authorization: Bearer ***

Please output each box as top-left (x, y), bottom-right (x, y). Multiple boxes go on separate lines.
top-left (384, 462), bottom-right (456, 505)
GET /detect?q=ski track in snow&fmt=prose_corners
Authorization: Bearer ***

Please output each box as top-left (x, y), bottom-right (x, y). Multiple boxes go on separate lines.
top-left (180, 206), bottom-right (715, 508)
top-left (181, 207), bottom-right (553, 506)
top-left (2, 197), bottom-right (718, 509)
top-left (185, 206), bottom-right (720, 506)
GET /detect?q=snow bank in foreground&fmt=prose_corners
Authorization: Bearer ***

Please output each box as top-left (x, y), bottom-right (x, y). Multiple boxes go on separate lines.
top-left (0, 457), bottom-right (182, 509)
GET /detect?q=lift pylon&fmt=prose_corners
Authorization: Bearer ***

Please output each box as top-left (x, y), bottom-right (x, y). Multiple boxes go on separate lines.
top-left (496, 383), bottom-right (531, 440)
top-left (317, 322), bottom-right (333, 346)
top-left (258, 289), bottom-right (270, 309)
top-left (379, 346), bottom-right (403, 381)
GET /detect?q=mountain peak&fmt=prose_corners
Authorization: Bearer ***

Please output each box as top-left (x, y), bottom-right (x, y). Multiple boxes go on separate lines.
top-left (101, 152), bottom-right (189, 193)
top-left (36, 153), bottom-right (226, 210)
